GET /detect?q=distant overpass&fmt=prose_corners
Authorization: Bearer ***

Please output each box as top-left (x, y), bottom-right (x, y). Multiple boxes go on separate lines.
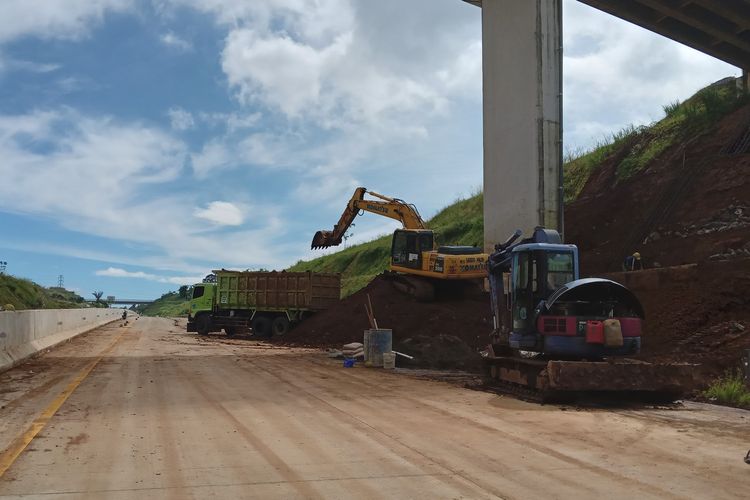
top-left (86, 299), bottom-right (155, 305)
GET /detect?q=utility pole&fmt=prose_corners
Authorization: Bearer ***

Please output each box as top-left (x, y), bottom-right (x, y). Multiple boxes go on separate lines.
top-left (57, 275), bottom-right (64, 288)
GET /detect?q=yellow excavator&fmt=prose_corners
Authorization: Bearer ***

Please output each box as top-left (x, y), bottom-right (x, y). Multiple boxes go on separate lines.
top-left (311, 187), bottom-right (487, 300)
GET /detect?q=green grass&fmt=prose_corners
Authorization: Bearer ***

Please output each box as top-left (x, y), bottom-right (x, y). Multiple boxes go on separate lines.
top-left (703, 370), bottom-right (750, 408)
top-left (564, 77), bottom-right (747, 194)
top-left (0, 274), bottom-right (90, 310)
top-left (136, 291), bottom-right (190, 317)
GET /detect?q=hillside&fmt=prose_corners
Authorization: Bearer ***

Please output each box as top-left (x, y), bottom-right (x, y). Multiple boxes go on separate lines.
top-left (135, 291), bottom-right (190, 317)
top-left (290, 77), bottom-right (750, 292)
top-left (281, 76), bottom-right (750, 385)
top-left (0, 274), bottom-right (93, 310)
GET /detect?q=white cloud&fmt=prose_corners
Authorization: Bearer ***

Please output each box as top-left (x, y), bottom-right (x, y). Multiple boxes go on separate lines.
top-left (0, 0), bottom-right (133, 43)
top-left (563, 1), bottom-right (738, 150)
top-left (96, 267), bottom-right (201, 285)
top-left (160, 31), bottom-right (192, 51)
top-left (191, 139), bottom-right (234, 176)
top-left (0, 108), bottom-right (291, 273)
top-left (194, 201), bottom-right (244, 226)
top-left (3, 59), bottom-right (60, 73)
top-left (168, 107), bottom-right (195, 130)
top-left (198, 111), bottom-right (261, 131)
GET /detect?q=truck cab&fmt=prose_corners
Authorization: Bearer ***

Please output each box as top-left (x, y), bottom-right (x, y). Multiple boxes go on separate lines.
top-left (188, 283), bottom-right (215, 319)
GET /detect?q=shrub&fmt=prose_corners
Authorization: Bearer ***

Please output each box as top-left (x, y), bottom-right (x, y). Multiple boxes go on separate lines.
top-left (703, 370), bottom-right (750, 408)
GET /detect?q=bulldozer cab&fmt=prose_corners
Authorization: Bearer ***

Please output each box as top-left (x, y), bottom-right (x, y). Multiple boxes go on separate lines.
top-left (511, 245), bottom-right (578, 334)
top-left (390, 229), bottom-right (434, 270)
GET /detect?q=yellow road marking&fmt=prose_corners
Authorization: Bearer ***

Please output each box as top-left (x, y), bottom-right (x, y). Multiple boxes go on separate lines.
top-left (0, 329), bottom-right (126, 479)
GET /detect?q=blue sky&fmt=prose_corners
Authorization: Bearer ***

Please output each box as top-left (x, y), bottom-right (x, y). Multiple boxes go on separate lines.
top-left (0, 0), bottom-right (737, 300)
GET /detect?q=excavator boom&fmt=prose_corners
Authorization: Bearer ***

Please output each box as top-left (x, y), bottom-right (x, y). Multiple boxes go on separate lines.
top-left (311, 187), bottom-right (426, 249)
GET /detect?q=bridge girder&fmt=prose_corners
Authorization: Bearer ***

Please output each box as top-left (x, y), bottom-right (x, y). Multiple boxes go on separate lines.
top-left (465, 0), bottom-right (750, 70)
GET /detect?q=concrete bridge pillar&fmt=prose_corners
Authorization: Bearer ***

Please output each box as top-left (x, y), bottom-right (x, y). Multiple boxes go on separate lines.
top-left (481, 0), bottom-right (563, 250)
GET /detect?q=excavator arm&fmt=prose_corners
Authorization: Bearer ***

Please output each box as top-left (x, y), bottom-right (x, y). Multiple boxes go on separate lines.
top-left (311, 187), bottom-right (426, 249)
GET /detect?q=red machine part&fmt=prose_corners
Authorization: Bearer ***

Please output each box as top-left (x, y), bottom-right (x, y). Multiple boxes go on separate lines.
top-left (537, 316), bottom-right (642, 340)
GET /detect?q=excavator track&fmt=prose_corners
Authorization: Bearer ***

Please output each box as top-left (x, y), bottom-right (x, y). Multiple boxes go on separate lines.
top-left (481, 347), bottom-right (697, 403)
top-left (383, 271), bottom-right (435, 301)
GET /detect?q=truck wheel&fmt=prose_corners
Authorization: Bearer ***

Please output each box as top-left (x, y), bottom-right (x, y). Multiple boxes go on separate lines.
top-left (251, 316), bottom-right (272, 338)
top-left (272, 316), bottom-right (290, 337)
top-left (225, 327), bottom-right (236, 337)
top-left (196, 315), bottom-right (211, 336)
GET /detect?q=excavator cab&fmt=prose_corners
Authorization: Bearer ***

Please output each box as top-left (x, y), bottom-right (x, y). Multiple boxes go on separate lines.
top-left (510, 246), bottom-right (578, 342)
top-left (390, 229), bottom-right (434, 270)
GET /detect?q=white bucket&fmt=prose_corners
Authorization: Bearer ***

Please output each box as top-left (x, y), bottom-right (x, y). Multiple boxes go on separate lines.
top-left (382, 351), bottom-right (396, 370)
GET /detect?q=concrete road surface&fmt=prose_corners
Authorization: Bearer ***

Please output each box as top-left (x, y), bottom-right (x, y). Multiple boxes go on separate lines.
top-left (0, 317), bottom-right (748, 499)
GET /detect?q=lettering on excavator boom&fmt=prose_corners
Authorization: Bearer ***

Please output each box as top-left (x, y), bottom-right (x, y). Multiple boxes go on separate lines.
top-left (366, 204), bottom-right (388, 214)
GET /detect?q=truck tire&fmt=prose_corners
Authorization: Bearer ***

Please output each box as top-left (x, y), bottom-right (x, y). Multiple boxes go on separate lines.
top-left (225, 327), bottom-right (236, 337)
top-left (272, 316), bottom-right (290, 337)
top-left (196, 315), bottom-right (211, 336)
top-left (251, 316), bottom-right (272, 338)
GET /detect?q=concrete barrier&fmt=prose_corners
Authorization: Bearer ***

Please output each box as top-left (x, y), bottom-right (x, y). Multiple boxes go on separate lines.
top-left (0, 308), bottom-right (124, 373)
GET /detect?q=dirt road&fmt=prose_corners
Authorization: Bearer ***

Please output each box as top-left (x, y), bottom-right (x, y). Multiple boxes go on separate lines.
top-left (0, 317), bottom-right (748, 499)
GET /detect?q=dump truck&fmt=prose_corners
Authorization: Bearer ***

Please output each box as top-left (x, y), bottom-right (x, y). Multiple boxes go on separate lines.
top-left (311, 187), bottom-right (487, 300)
top-left (484, 227), bottom-right (695, 400)
top-left (186, 270), bottom-right (341, 337)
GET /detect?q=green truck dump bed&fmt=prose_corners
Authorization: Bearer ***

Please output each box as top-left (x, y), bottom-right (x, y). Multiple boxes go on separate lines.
top-left (187, 270), bottom-right (341, 338)
top-left (214, 270), bottom-right (341, 312)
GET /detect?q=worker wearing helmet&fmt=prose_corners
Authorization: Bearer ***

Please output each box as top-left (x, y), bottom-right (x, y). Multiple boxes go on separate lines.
top-left (622, 252), bottom-right (644, 272)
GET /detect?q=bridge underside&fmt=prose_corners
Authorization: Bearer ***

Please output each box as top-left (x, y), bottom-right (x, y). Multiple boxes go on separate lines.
top-left (467, 0), bottom-right (750, 70)
top-left (578, 0), bottom-right (750, 70)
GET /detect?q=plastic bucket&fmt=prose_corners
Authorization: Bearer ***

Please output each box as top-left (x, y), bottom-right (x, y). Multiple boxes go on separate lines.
top-left (367, 329), bottom-right (392, 367)
top-left (343, 358), bottom-right (355, 368)
top-left (382, 351), bottom-right (396, 369)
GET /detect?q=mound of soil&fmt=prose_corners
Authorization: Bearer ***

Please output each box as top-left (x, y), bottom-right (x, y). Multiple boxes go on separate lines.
top-left (282, 275), bottom-right (491, 371)
top-left (610, 259), bottom-right (750, 382)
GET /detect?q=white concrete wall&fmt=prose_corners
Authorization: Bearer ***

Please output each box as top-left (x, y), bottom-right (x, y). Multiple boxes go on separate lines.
top-left (0, 308), bottom-right (123, 372)
top-left (481, 0), bottom-right (562, 250)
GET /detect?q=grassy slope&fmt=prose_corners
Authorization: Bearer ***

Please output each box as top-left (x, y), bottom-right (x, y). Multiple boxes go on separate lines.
top-left (136, 292), bottom-right (190, 317)
top-left (289, 79), bottom-right (745, 296)
top-left (565, 78), bottom-right (744, 201)
top-left (0, 274), bottom-right (92, 310)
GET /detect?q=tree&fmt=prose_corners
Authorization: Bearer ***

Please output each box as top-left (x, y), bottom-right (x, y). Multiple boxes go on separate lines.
top-left (92, 291), bottom-right (104, 304)
top-left (178, 285), bottom-right (189, 299)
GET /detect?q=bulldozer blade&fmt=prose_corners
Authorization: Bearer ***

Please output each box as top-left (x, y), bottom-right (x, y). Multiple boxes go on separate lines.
top-left (545, 360), bottom-right (697, 394)
top-left (311, 230), bottom-right (341, 249)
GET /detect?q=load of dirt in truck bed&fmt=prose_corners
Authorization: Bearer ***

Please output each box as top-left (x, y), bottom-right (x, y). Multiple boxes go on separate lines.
top-left (281, 275), bottom-right (491, 371)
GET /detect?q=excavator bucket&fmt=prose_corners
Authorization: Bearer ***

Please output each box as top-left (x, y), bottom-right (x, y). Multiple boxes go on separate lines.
top-left (311, 230), bottom-right (342, 249)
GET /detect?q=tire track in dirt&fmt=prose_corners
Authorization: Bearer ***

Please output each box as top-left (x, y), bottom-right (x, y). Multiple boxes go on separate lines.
top-left (251, 355), bottom-right (686, 499)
